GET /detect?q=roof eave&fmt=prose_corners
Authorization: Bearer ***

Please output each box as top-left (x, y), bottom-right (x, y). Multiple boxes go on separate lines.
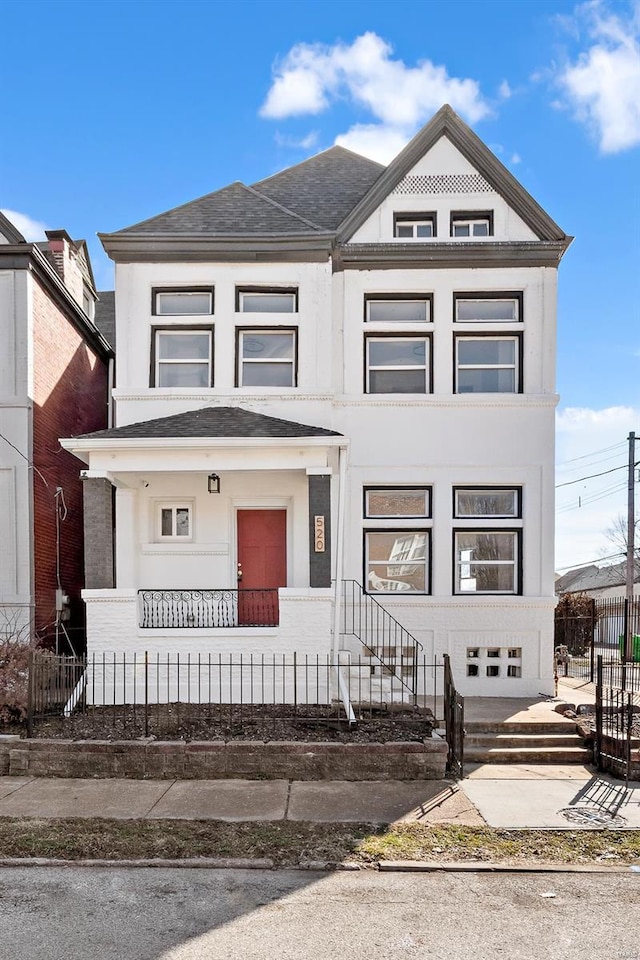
top-left (98, 232), bottom-right (335, 262)
top-left (61, 435), bottom-right (349, 455)
top-left (335, 239), bottom-right (573, 271)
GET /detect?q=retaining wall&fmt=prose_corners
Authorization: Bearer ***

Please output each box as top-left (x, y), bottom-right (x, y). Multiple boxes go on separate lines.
top-left (0, 735), bottom-right (447, 781)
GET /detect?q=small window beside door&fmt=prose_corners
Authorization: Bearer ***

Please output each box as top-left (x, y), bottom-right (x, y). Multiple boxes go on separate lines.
top-left (157, 503), bottom-right (193, 541)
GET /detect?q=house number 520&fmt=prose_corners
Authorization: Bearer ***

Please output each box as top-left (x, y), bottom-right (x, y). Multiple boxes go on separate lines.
top-left (314, 516), bottom-right (325, 552)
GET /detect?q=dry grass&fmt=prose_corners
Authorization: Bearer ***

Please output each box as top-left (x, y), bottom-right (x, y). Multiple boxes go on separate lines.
top-left (0, 819), bottom-right (639, 867)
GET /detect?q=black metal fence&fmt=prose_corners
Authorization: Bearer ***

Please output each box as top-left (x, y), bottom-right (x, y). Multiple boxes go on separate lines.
top-left (138, 588), bottom-right (279, 628)
top-left (26, 651), bottom-right (444, 740)
top-left (443, 653), bottom-right (464, 778)
top-left (595, 655), bottom-right (640, 783)
top-left (555, 595), bottom-right (640, 682)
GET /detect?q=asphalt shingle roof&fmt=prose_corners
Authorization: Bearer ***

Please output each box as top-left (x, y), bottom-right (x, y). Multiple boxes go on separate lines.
top-left (252, 146), bottom-right (385, 231)
top-left (109, 147), bottom-right (384, 238)
top-left (94, 291), bottom-right (115, 349)
top-left (75, 406), bottom-right (342, 440)
top-left (117, 182), bottom-right (328, 237)
top-left (555, 561), bottom-right (639, 594)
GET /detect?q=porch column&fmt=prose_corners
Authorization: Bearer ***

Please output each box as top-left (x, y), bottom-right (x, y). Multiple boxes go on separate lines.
top-left (115, 488), bottom-right (138, 589)
top-left (82, 477), bottom-right (114, 589)
top-left (307, 468), bottom-right (331, 588)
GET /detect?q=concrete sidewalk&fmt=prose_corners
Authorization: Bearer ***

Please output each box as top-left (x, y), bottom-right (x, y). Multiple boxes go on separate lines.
top-left (2, 767), bottom-right (640, 829)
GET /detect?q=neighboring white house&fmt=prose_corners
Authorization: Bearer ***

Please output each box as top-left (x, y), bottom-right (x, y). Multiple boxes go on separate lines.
top-left (61, 105), bottom-right (572, 699)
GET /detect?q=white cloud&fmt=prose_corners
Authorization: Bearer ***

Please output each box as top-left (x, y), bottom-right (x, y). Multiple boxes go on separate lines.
top-left (0, 208), bottom-right (47, 241)
top-left (557, 1), bottom-right (640, 152)
top-left (261, 32), bottom-right (490, 163)
top-left (510, 152), bottom-right (522, 164)
top-left (274, 131), bottom-right (319, 150)
top-left (555, 405), bottom-right (639, 569)
top-left (334, 124), bottom-right (413, 165)
top-left (498, 80), bottom-right (512, 99)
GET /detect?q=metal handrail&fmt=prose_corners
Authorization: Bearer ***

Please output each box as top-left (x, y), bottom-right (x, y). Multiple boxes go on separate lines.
top-left (138, 588), bottom-right (279, 628)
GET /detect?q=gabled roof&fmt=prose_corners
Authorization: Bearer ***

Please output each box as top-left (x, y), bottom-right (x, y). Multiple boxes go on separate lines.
top-left (73, 406), bottom-right (342, 440)
top-left (0, 211), bottom-right (26, 244)
top-left (252, 146), bottom-right (384, 231)
top-left (555, 561), bottom-right (639, 595)
top-left (115, 181), bottom-right (329, 237)
top-left (337, 104), bottom-right (569, 243)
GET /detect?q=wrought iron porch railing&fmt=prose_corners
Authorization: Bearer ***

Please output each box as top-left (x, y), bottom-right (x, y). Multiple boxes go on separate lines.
top-left (340, 579), bottom-right (423, 697)
top-left (138, 589), bottom-right (279, 628)
top-left (443, 653), bottom-right (464, 778)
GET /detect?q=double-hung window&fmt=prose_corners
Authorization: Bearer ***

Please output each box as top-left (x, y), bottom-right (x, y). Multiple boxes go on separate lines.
top-left (365, 336), bottom-right (430, 394)
top-left (453, 487), bottom-right (522, 595)
top-left (237, 329), bottom-right (296, 387)
top-left (153, 328), bottom-right (213, 387)
top-left (364, 487), bottom-right (431, 594)
top-left (455, 336), bottom-right (520, 393)
top-left (393, 213), bottom-right (436, 239)
top-left (450, 212), bottom-right (493, 237)
top-left (454, 291), bottom-right (523, 394)
top-left (151, 287), bottom-right (215, 388)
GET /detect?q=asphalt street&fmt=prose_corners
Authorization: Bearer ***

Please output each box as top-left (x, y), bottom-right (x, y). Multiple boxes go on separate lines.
top-left (1, 866), bottom-right (638, 960)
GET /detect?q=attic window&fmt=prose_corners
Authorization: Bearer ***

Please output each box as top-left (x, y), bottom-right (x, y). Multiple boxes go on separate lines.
top-left (451, 212), bottom-right (493, 238)
top-left (394, 213), bottom-right (436, 239)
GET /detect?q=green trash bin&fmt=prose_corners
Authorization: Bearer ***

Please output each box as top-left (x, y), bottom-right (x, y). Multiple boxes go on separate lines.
top-left (618, 634), bottom-right (640, 661)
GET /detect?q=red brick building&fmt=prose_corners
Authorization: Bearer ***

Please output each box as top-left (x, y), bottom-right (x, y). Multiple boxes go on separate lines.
top-left (0, 213), bottom-right (113, 652)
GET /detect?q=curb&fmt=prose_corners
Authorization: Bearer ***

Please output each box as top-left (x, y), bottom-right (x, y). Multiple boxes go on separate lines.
top-left (0, 857), bottom-right (275, 870)
top-left (378, 859), bottom-right (638, 874)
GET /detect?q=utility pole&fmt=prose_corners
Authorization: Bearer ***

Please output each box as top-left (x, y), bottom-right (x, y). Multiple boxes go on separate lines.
top-left (624, 431), bottom-right (636, 662)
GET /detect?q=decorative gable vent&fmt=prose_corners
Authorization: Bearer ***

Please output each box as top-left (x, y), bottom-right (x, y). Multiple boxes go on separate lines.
top-left (392, 174), bottom-right (495, 195)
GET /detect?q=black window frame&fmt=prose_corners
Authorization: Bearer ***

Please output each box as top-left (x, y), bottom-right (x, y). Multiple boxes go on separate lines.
top-left (453, 331), bottom-right (523, 395)
top-left (235, 325), bottom-right (299, 388)
top-left (453, 291), bottom-right (523, 323)
top-left (363, 527), bottom-right (432, 596)
top-left (452, 527), bottom-right (522, 596)
top-left (151, 286), bottom-right (215, 317)
top-left (150, 324), bottom-right (215, 388)
top-left (363, 292), bottom-right (433, 324)
top-left (452, 486), bottom-right (522, 520)
top-left (364, 332), bottom-right (433, 395)
top-left (235, 286), bottom-right (299, 313)
top-left (363, 485), bottom-right (432, 520)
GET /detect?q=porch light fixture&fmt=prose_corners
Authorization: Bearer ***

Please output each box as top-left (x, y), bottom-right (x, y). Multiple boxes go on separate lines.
top-left (207, 473), bottom-right (221, 494)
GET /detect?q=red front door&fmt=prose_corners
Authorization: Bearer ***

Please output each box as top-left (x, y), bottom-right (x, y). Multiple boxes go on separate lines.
top-left (237, 509), bottom-right (286, 625)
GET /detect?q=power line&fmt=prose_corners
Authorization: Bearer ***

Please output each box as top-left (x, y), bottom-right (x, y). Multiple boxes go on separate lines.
top-left (0, 431), bottom-right (49, 489)
top-left (556, 441), bottom-right (626, 467)
top-left (555, 462), bottom-right (640, 489)
top-left (555, 551), bottom-right (625, 572)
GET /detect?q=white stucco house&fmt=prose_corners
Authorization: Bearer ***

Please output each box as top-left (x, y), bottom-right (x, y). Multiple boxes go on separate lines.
top-left (61, 105), bottom-right (572, 702)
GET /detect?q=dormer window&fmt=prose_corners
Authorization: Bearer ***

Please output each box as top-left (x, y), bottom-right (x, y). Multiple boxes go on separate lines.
top-left (451, 212), bottom-right (493, 238)
top-left (393, 213), bottom-right (436, 239)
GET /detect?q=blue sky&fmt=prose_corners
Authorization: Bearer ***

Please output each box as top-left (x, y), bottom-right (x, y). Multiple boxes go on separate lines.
top-left (1, 0), bottom-right (638, 569)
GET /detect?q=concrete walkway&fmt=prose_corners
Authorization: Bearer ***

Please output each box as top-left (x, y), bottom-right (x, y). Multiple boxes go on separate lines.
top-left (1, 680), bottom-right (636, 831)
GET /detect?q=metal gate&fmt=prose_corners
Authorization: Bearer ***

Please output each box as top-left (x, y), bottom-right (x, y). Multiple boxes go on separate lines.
top-left (443, 654), bottom-right (464, 779)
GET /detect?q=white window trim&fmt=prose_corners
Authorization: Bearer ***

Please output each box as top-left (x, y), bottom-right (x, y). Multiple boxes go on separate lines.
top-left (364, 529), bottom-right (431, 595)
top-left (156, 503), bottom-right (194, 542)
top-left (454, 530), bottom-right (520, 595)
top-left (451, 217), bottom-right (491, 238)
top-left (154, 290), bottom-right (214, 316)
top-left (155, 329), bottom-right (212, 388)
top-left (238, 329), bottom-right (297, 387)
top-left (238, 291), bottom-right (297, 313)
top-left (455, 298), bottom-right (520, 323)
top-left (454, 487), bottom-right (521, 519)
top-left (455, 335), bottom-right (519, 394)
top-left (365, 336), bottom-right (430, 394)
top-left (394, 219), bottom-right (435, 239)
top-left (365, 299), bottom-right (432, 323)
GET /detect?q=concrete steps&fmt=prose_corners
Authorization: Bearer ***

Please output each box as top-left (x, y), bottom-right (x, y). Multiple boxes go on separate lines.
top-left (465, 722), bottom-right (593, 764)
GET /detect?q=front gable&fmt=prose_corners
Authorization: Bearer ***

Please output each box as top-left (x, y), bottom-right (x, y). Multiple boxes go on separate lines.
top-left (338, 105), bottom-right (568, 247)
